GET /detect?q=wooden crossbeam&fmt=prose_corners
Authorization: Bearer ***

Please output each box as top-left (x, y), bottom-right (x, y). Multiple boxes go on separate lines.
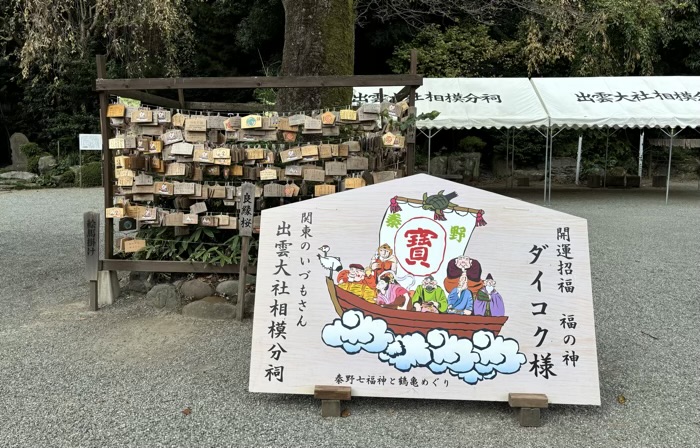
top-left (109, 90), bottom-right (266, 112)
top-left (100, 259), bottom-right (258, 275)
top-left (96, 74), bottom-right (423, 92)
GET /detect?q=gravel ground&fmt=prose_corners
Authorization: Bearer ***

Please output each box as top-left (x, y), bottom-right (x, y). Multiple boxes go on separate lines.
top-left (1, 185), bottom-right (699, 448)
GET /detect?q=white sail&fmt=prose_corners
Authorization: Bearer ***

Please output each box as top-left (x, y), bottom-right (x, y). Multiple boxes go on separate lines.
top-left (377, 196), bottom-right (478, 289)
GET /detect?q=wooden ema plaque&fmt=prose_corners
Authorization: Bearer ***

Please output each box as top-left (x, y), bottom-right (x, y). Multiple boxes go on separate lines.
top-left (249, 174), bottom-right (600, 406)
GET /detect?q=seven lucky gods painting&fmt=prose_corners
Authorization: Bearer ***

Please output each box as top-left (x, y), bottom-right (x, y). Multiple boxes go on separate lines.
top-left (249, 174), bottom-right (600, 405)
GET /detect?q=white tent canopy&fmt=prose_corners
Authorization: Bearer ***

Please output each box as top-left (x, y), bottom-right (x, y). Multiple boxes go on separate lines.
top-left (353, 78), bottom-right (549, 130)
top-left (530, 77), bottom-right (700, 129)
top-left (355, 76), bottom-right (700, 204)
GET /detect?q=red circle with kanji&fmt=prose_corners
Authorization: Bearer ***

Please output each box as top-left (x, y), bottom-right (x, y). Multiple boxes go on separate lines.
top-left (394, 217), bottom-right (447, 277)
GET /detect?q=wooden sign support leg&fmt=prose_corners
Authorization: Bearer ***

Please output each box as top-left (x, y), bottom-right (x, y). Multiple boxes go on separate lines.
top-left (314, 385), bottom-right (351, 418)
top-left (236, 236), bottom-right (250, 321)
top-left (508, 393), bottom-right (549, 427)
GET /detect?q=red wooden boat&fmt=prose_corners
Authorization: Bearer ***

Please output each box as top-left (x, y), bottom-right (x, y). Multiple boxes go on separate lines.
top-left (326, 278), bottom-right (508, 339)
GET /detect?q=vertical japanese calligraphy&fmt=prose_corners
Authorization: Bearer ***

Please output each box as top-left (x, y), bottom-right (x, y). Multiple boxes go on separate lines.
top-left (238, 182), bottom-right (255, 237)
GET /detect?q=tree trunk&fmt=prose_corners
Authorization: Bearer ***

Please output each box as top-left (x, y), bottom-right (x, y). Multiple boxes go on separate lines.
top-left (277, 0), bottom-right (354, 112)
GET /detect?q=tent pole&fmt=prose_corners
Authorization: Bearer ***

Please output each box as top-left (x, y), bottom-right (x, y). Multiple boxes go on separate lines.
top-left (575, 134), bottom-right (582, 185)
top-left (506, 130), bottom-right (511, 188)
top-left (548, 130), bottom-right (554, 203)
top-left (427, 129), bottom-right (432, 174)
top-left (511, 130), bottom-right (515, 183)
top-left (544, 128), bottom-right (550, 204)
top-left (665, 128), bottom-right (674, 205)
top-left (638, 131), bottom-right (644, 178)
top-left (604, 131), bottom-right (610, 188)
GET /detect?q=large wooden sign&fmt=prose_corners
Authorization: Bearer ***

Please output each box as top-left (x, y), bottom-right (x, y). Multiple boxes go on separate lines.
top-left (249, 174), bottom-right (600, 405)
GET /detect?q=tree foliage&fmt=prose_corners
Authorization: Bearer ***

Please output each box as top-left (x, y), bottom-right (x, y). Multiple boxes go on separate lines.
top-left (521, 0), bottom-right (666, 76)
top-left (390, 22), bottom-right (521, 77)
top-left (2, 0), bottom-right (700, 169)
top-left (8, 0), bottom-right (194, 78)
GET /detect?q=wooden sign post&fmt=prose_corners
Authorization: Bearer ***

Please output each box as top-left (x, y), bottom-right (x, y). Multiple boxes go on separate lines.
top-left (83, 211), bottom-right (100, 311)
top-left (249, 174), bottom-right (600, 416)
top-left (237, 182), bottom-right (255, 320)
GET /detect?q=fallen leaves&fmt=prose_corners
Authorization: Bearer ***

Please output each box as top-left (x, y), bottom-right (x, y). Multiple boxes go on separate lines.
top-left (617, 394), bottom-right (627, 405)
top-left (182, 407), bottom-right (192, 416)
top-left (341, 408), bottom-right (350, 418)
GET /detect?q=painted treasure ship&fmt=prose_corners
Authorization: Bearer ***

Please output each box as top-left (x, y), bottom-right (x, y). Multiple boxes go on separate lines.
top-left (326, 278), bottom-right (508, 339)
top-left (321, 191), bottom-right (510, 339)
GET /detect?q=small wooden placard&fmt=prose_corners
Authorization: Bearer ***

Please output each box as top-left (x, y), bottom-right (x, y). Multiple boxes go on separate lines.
top-left (339, 109), bottom-right (357, 121)
top-left (280, 148), bottom-right (302, 164)
top-left (245, 148), bottom-right (265, 160)
top-left (194, 148), bottom-right (214, 163)
top-left (346, 157), bottom-right (369, 171)
top-left (166, 162), bottom-right (188, 176)
top-left (173, 182), bottom-right (196, 195)
top-left (208, 185), bottom-right (226, 199)
top-left (319, 144), bottom-right (333, 159)
top-left (213, 147), bottom-right (231, 159)
top-left (200, 216), bottom-right (219, 227)
top-left (185, 131), bottom-right (208, 143)
top-left (284, 165), bottom-right (303, 177)
top-left (171, 141), bottom-right (193, 156)
top-left (322, 126), bottom-right (340, 137)
top-left (161, 129), bottom-right (185, 145)
top-left (303, 168), bottom-right (326, 182)
top-left (124, 239), bottom-right (146, 253)
top-left (325, 161), bottom-right (347, 177)
top-left (344, 177), bottom-right (366, 189)
top-left (107, 104), bottom-right (125, 118)
top-left (131, 109), bottom-right (153, 123)
top-left (260, 168), bottom-right (279, 181)
top-left (105, 207), bottom-right (124, 218)
top-left (344, 141), bottom-right (361, 153)
top-left (301, 145), bottom-right (319, 157)
top-left (185, 116), bottom-right (208, 132)
top-left (288, 114), bottom-right (306, 126)
top-left (241, 115), bottom-right (263, 129)
top-left (109, 138), bottom-right (125, 150)
top-left (314, 184), bottom-right (336, 196)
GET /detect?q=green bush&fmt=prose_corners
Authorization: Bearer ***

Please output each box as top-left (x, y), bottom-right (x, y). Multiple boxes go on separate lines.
top-left (59, 169), bottom-right (75, 185)
top-left (36, 173), bottom-right (57, 187)
top-left (459, 136), bottom-right (487, 153)
top-left (76, 162), bottom-right (102, 187)
top-left (20, 142), bottom-right (43, 158)
top-left (27, 156), bottom-right (40, 174)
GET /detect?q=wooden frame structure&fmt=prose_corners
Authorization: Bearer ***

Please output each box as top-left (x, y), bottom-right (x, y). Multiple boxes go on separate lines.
top-left (94, 52), bottom-right (422, 278)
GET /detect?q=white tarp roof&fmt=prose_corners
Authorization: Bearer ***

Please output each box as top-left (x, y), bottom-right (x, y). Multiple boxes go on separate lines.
top-left (353, 78), bottom-right (549, 130)
top-left (530, 77), bottom-right (700, 129)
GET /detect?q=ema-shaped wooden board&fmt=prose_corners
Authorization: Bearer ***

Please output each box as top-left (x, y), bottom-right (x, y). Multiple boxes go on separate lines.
top-left (249, 174), bottom-right (600, 405)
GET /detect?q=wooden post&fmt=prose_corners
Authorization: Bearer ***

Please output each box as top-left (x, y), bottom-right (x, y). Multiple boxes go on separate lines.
top-left (508, 393), bottom-right (548, 427)
top-left (84, 212), bottom-right (100, 311)
top-left (314, 385), bottom-right (351, 418)
top-left (96, 55), bottom-right (114, 259)
top-left (237, 182), bottom-right (255, 320)
top-left (406, 49), bottom-right (418, 176)
top-left (178, 89), bottom-right (185, 109)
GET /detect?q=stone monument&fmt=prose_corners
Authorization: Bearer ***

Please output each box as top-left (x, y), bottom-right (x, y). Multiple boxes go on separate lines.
top-left (9, 132), bottom-right (29, 170)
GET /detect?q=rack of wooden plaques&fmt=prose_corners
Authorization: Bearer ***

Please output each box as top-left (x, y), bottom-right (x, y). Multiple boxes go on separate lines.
top-left (92, 52), bottom-right (422, 314)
